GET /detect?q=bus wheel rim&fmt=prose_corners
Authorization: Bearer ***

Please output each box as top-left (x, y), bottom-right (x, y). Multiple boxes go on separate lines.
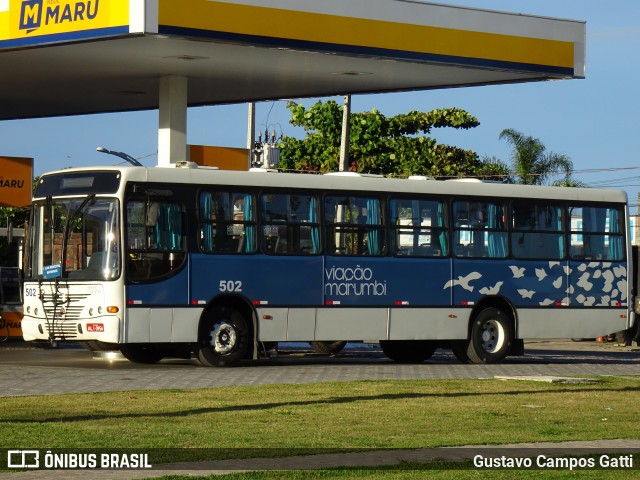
top-left (209, 321), bottom-right (237, 355)
top-left (481, 319), bottom-right (505, 354)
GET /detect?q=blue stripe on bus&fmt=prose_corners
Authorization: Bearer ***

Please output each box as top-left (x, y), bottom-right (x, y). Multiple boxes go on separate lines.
top-left (127, 254), bottom-right (626, 309)
top-left (126, 266), bottom-right (190, 306)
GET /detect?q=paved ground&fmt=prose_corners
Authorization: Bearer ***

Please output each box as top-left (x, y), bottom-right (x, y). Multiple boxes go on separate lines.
top-left (1, 340), bottom-right (638, 479)
top-left (0, 340), bottom-right (639, 397)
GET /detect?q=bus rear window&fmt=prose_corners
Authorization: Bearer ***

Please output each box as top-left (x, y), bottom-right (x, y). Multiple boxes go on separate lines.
top-left (569, 205), bottom-right (624, 261)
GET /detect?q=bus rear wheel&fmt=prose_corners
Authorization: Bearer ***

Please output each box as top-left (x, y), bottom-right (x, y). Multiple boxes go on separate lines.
top-left (380, 340), bottom-right (436, 363)
top-left (198, 306), bottom-right (249, 367)
top-left (466, 307), bottom-right (513, 364)
top-left (309, 341), bottom-right (347, 355)
top-left (119, 344), bottom-right (165, 364)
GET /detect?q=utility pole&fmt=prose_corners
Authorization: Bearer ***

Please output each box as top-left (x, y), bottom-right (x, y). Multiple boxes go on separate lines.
top-left (247, 102), bottom-right (255, 169)
top-left (338, 95), bottom-right (351, 172)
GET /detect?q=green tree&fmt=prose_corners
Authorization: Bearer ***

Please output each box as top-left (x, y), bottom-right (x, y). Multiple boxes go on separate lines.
top-left (497, 128), bottom-right (582, 186)
top-left (278, 100), bottom-right (503, 178)
top-left (0, 176), bottom-right (36, 267)
top-left (0, 206), bottom-right (29, 267)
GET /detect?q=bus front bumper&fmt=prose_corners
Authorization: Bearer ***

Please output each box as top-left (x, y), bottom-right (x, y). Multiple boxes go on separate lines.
top-left (21, 315), bottom-right (121, 343)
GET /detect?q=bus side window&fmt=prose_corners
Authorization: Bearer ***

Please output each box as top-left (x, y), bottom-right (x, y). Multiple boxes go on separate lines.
top-left (452, 201), bottom-right (506, 258)
top-left (127, 199), bottom-right (185, 282)
top-left (390, 198), bottom-right (448, 257)
top-left (325, 196), bottom-right (385, 256)
top-left (260, 193), bottom-right (320, 255)
top-left (511, 203), bottom-right (564, 260)
top-left (199, 191), bottom-right (256, 254)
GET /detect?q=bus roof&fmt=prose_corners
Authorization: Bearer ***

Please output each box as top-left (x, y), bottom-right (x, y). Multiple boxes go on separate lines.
top-left (35, 165), bottom-right (627, 205)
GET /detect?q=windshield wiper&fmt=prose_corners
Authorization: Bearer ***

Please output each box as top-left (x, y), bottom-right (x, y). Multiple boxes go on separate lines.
top-left (61, 194), bottom-right (96, 277)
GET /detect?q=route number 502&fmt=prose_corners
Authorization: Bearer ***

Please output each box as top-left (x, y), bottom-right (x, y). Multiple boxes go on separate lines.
top-left (219, 280), bottom-right (243, 292)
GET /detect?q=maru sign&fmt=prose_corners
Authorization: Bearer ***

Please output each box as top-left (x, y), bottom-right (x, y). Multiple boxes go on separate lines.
top-left (0, 156), bottom-right (33, 207)
top-left (0, 0), bottom-right (129, 47)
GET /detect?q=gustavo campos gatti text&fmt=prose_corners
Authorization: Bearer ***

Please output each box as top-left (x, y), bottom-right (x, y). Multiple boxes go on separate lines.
top-left (474, 454), bottom-right (634, 470)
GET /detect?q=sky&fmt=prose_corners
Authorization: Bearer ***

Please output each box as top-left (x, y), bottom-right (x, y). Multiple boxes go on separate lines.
top-left (1, 1), bottom-right (639, 208)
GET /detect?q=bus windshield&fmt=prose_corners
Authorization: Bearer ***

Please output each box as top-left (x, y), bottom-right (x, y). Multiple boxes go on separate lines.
top-left (26, 197), bottom-right (121, 281)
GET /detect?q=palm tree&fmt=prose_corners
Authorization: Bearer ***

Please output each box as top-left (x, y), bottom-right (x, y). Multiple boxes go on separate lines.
top-left (499, 128), bottom-right (580, 186)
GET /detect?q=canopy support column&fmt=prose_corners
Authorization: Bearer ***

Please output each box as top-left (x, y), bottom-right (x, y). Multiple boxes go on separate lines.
top-left (158, 75), bottom-right (188, 166)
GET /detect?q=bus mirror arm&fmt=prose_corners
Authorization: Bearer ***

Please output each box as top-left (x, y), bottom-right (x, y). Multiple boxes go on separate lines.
top-left (146, 201), bottom-right (159, 227)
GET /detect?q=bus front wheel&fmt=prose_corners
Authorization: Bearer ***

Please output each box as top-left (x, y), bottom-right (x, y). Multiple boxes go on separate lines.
top-left (120, 344), bottom-right (165, 364)
top-left (380, 340), bottom-right (436, 363)
top-left (466, 307), bottom-right (513, 364)
top-left (198, 306), bottom-right (249, 367)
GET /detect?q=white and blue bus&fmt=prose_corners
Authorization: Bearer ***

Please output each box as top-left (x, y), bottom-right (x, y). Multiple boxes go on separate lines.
top-left (21, 164), bottom-right (635, 365)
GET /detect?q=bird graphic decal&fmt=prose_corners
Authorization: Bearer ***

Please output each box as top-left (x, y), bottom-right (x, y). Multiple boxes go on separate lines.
top-left (509, 266), bottom-right (525, 278)
top-left (479, 281), bottom-right (504, 295)
top-left (517, 289), bottom-right (535, 299)
top-left (444, 272), bottom-right (482, 292)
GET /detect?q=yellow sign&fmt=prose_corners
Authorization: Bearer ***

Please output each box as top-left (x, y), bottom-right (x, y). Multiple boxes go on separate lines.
top-left (0, 0), bottom-right (129, 47)
top-left (0, 308), bottom-right (22, 339)
top-left (189, 145), bottom-right (249, 171)
top-left (158, 0), bottom-right (575, 76)
top-left (0, 156), bottom-right (33, 207)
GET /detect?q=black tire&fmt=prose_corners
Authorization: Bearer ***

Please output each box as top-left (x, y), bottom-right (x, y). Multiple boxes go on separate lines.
top-left (79, 341), bottom-right (101, 352)
top-left (466, 307), bottom-right (513, 364)
top-left (198, 306), bottom-right (249, 367)
top-left (309, 341), bottom-right (347, 355)
top-left (119, 344), bottom-right (165, 364)
top-left (79, 341), bottom-right (118, 352)
top-left (450, 340), bottom-right (471, 364)
top-left (380, 340), bottom-right (436, 363)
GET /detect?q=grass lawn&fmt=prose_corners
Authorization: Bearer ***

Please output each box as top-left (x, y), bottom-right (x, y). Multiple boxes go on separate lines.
top-left (2, 377), bottom-right (639, 478)
top-left (149, 467), bottom-right (639, 480)
top-left (150, 465), bottom-right (638, 480)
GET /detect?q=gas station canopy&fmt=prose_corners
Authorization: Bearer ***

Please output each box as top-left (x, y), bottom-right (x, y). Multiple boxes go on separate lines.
top-left (0, 0), bottom-right (586, 120)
